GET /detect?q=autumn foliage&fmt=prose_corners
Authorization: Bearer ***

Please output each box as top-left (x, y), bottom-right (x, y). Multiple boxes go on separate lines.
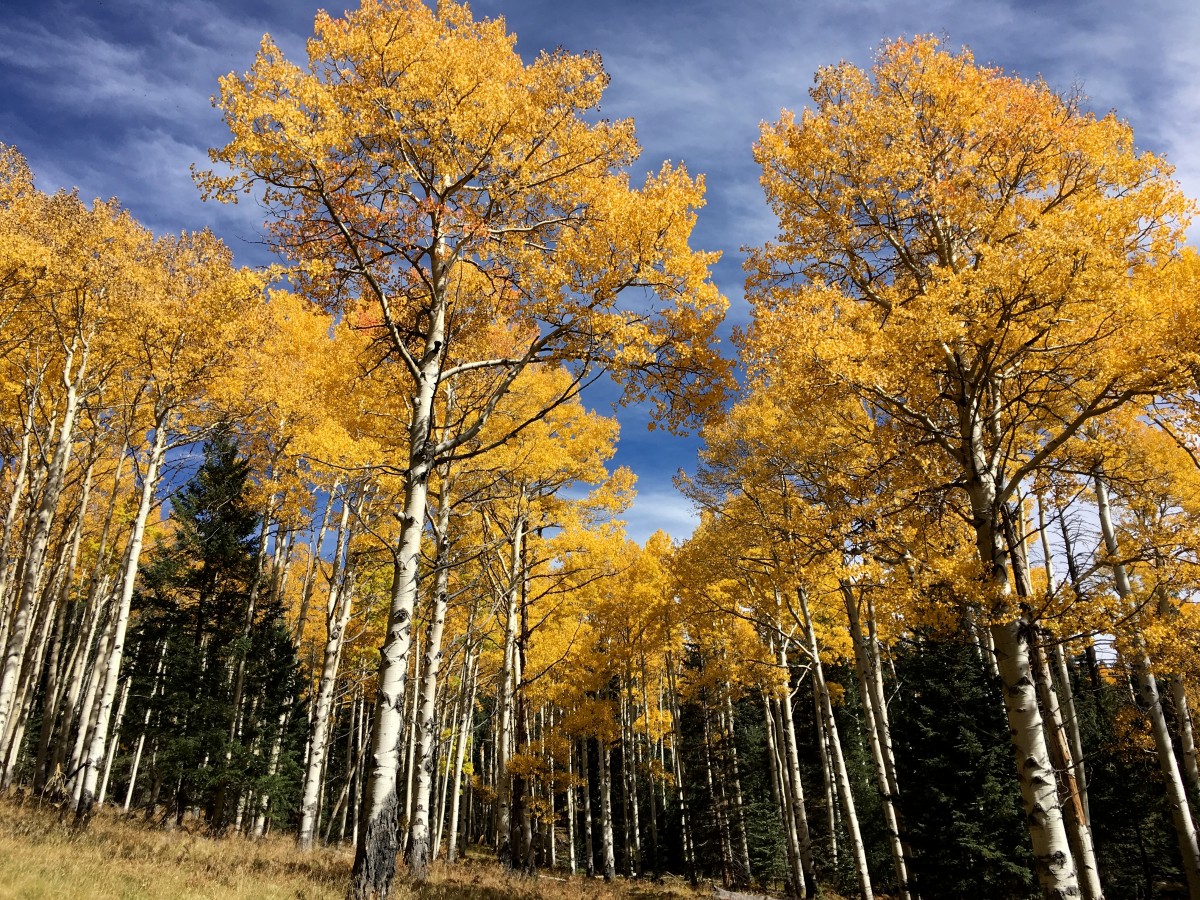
top-left (3, 16), bottom-right (1200, 900)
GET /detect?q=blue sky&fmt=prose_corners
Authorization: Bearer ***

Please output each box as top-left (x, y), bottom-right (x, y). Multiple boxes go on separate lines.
top-left (2, 0), bottom-right (1196, 543)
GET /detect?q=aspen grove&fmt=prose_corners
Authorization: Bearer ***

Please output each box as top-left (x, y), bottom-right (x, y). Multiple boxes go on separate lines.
top-left (3, 9), bottom-right (1200, 900)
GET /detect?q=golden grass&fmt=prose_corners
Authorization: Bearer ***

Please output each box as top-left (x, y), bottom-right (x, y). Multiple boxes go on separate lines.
top-left (0, 799), bottom-right (710, 900)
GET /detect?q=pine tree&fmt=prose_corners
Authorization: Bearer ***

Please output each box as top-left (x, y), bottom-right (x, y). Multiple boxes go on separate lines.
top-left (890, 633), bottom-right (1037, 899)
top-left (120, 433), bottom-right (302, 828)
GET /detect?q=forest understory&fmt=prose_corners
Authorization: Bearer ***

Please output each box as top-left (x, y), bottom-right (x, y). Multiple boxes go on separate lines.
top-left (0, 798), bottom-right (736, 900)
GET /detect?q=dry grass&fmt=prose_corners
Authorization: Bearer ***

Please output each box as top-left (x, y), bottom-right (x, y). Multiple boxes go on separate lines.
top-left (0, 798), bottom-right (710, 900)
top-left (0, 797), bottom-right (346, 899)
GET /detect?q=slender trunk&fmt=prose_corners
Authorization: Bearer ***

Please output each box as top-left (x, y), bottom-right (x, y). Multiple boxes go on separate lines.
top-left (407, 466), bottom-right (455, 880)
top-left (598, 739), bottom-right (616, 881)
top-left (966, 461), bottom-right (1080, 898)
top-left (666, 653), bottom-right (697, 883)
top-left (621, 691), bottom-right (640, 877)
top-left (68, 593), bottom-right (116, 798)
top-left (641, 674), bottom-right (660, 878)
top-left (0, 367), bottom-right (44, 632)
top-left (992, 618), bottom-right (1083, 898)
top-left (545, 709), bottom-right (556, 870)
top-left (495, 508), bottom-right (525, 868)
top-left (1174, 678), bottom-right (1200, 802)
top-left (1054, 494), bottom-right (1103, 691)
top-left (292, 483), bottom-right (337, 647)
top-left (403, 631), bottom-right (422, 824)
top-left (298, 496), bottom-right (356, 850)
top-left (1032, 630), bottom-right (1103, 900)
top-left (53, 448), bottom-right (127, 783)
top-left (96, 676), bottom-right (130, 807)
top-left (432, 683), bottom-right (458, 861)
top-left (3, 563), bottom-right (63, 778)
top-left (447, 645), bottom-right (479, 864)
top-left (566, 737), bottom-right (578, 875)
top-left (0, 338), bottom-right (88, 744)
top-left (765, 692), bottom-right (805, 897)
top-left (33, 464), bottom-right (92, 790)
top-left (842, 582), bottom-right (912, 898)
top-left (1096, 470), bottom-right (1200, 899)
top-left (125, 644), bottom-right (167, 812)
top-left (583, 738), bottom-right (596, 878)
top-left (514, 607), bottom-right (534, 875)
top-left (798, 586), bottom-right (872, 900)
top-left (722, 693), bottom-right (752, 886)
top-left (75, 414), bottom-right (168, 822)
top-left (251, 705), bottom-right (291, 838)
top-left (812, 673), bottom-right (838, 867)
top-left (702, 701), bottom-right (734, 885)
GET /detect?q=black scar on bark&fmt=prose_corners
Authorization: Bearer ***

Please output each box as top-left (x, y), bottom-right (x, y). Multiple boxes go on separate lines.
top-left (349, 788), bottom-right (400, 900)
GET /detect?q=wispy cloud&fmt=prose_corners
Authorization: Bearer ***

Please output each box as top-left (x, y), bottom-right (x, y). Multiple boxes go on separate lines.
top-left (3, 0), bottom-right (1196, 544)
top-left (623, 489), bottom-right (699, 546)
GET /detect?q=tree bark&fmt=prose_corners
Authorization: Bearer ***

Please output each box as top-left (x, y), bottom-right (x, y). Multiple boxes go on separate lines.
top-left (446, 644), bottom-right (479, 864)
top-left (407, 466), bottom-right (456, 880)
top-left (495, 507), bottom-right (525, 869)
top-left (841, 581), bottom-right (913, 899)
top-left (75, 413), bottom-right (168, 822)
top-left (598, 739), bottom-right (617, 881)
top-left (798, 586), bottom-right (873, 900)
top-left (0, 337), bottom-right (88, 745)
top-left (1095, 470), bottom-right (1200, 900)
top-left (966, 458), bottom-right (1080, 898)
top-left (298, 494), bottom-right (357, 850)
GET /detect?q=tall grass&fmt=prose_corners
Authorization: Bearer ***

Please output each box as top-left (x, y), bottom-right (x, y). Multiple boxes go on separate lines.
top-left (0, 798), bottom-right (708, 900)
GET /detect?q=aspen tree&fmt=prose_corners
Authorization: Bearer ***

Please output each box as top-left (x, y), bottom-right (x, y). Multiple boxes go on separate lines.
top-left (750, 37), bottom-right (1195, 898)
top-left (203, 2), bottom-right (725, 891)
top-left (74, 232), bottom-right (267, 822)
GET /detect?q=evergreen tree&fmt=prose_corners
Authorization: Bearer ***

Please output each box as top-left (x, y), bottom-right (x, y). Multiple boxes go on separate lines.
top-left (1081, 669), bottom-right (1187, 899)
top-left (734, 694), bottom-right (789, 891)
top-left (890, 633), bottom-right (1038, 899)
top-left (119, 433), bottom-right (302, 828)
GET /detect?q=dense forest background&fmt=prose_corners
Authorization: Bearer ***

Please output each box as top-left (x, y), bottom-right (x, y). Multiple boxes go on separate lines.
top-left (2, 4), bottom-right (1200, 900)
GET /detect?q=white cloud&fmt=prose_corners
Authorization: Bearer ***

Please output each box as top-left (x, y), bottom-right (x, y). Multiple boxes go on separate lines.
top-left (4, 0), bottom-right (1197, 548)
top-left (622, 488), bottom-right (699, 546)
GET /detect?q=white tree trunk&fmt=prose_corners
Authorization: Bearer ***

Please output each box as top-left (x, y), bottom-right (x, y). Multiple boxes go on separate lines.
top-left (1031, 632), bottom-right (1103, 900)
top-left (350, 336), bottom-right (442, 900)
top-left (297, 496), bottom-right (355, 850)
top-left (764, 692), bottom-right (806, 897)
top-left (495, 508), bottom-right (525, 868)
top-left (565, 737), bottom-right (578, 875)
top-left (966, 458), bottom-right (1080, 898)
top-left (798, 586), bottom-right (873, 900)
top-left (722, 693), bottom-right (752, 885)
top-left (991, 619), bottom-right (1083, 899)
top-left (666, 654), bottom-right (698, 881)
top-left (0, 339), bottom-right (88, 745)
top-left (76, 420), bottom-right (168, 820)
top-left (842, 582), bottom-right (912, 899)
top-left (124, 644), bottom-right (167, 812)
top-left (598, 739), bottom-right (616, 881)
top-left (446, 645), bottom-right (479, 864)
top-left (1173, 678), bottom-right (1200, 802)
top-left (96, 676), bottom-right (130, 807)
top-left (0, 373), bottom-right (43, 636)
top-left (1095, 470), bottom-right (1200, 899)
top-left (407, 469), bottom-right (455, 880)
top-left (68, 592), bottom-right (117, 800)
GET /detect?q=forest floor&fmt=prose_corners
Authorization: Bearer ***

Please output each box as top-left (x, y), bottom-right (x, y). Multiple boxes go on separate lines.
top-left (0, 798), bottom-right (720, 900)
